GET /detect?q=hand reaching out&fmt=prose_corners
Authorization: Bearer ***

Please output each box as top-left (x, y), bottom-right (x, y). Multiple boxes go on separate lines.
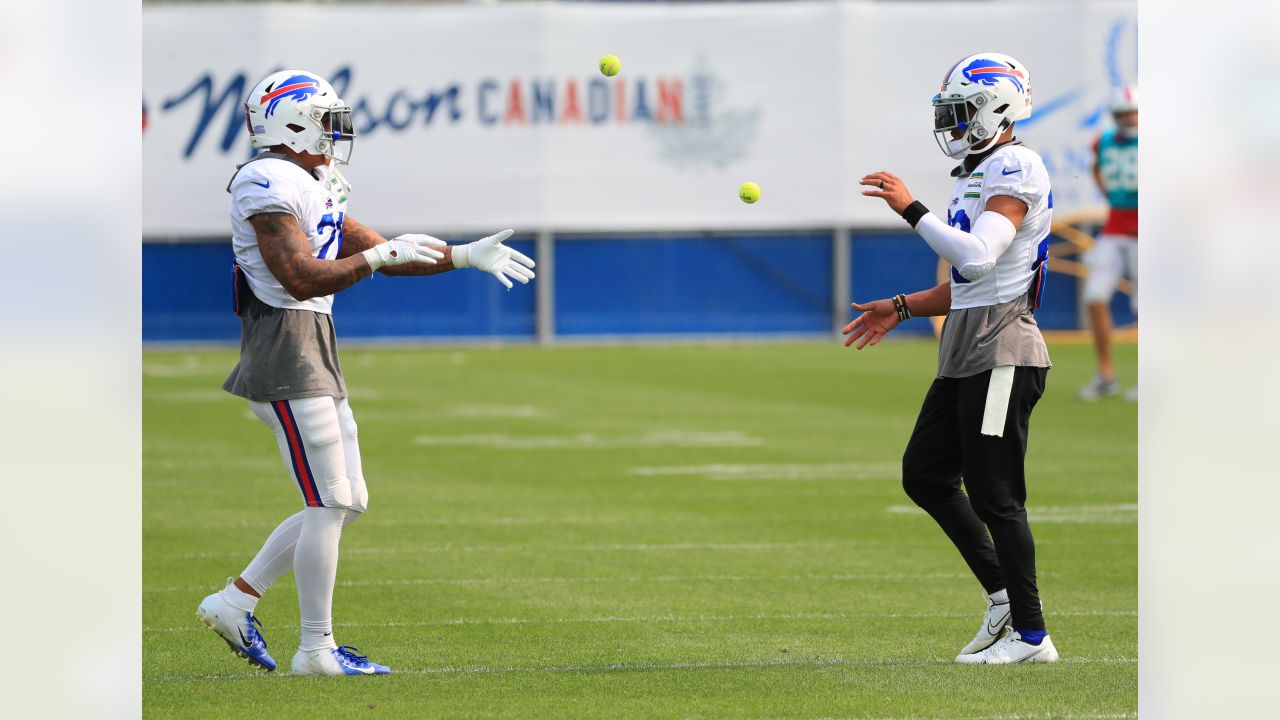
top-left (452, 229), bottom-right (537, 290)
top-left (842, 299), bottom-right (901, 350)
top-left (859, 171), bottom-right (916, 216)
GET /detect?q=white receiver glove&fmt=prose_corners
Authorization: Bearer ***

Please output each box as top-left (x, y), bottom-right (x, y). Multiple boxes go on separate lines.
top-left (361, 234), bottom-right (447, 271)
top-left (451, 229), bottom-right (537, 289)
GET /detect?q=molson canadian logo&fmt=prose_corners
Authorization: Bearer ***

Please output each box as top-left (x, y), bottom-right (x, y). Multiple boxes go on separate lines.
top-left (152, 58), bottom-right (759, 169)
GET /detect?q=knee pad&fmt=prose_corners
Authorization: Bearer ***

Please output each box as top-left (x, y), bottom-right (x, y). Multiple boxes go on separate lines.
top-left (348, 485), bottom-right (368, 514)
top-left (337, 400), bottom-right (358, 442)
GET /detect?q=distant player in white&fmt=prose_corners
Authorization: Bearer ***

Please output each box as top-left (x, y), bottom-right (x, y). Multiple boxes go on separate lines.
top-left (843, 53), bottom-right (1059, 663)
top-left (195, 70), bottom-right (536, 676)
top-left (1078, 85), bottom-right (1139, 402)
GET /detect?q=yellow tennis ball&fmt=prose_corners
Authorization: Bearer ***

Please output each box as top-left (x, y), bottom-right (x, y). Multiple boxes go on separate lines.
top-left (599, 54), bottom-right (622, 77)
top-left (739, 181), bottom-right (761, 204)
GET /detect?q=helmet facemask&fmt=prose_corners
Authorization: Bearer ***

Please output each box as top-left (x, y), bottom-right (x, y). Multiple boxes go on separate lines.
top-left (313, 105), bottom-right (356, 165)
top-left (932, 91), bottom-right (1011, 159)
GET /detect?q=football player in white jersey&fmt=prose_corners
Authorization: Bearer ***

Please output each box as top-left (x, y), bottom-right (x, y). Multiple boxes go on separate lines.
top-left (842, 53), bottom-right (1059, 664)
top-left (195, 70), bottom-right (536, 676)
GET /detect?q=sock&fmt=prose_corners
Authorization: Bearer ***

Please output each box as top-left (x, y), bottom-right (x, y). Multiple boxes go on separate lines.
top-left (219, 581), bottom-right (259, 613)
top-left (988, 588), bottom-right (1009, 604)
top-left (240, 509), bottom-right (364, 596)
top-left (295, 506), bottom-right (347, 652)
top-left (1016, 628), bottom-right (1047, 646)
top-left (239, 511), bottom-right (306, 596)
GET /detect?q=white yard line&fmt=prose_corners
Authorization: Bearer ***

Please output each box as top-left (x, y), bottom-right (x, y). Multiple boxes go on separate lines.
top-left (147, 571), bottom-right (976, 593)
top-left (412, 431), bottom-right (763, 449)
top-left (147, 655), bottom-right (1137, 683)
top-left (167, 540), bottom-right (856, 560)
top-left (145, 608), bottom-right (1136, 633)
top-left (149, 515), bottom-right (640, 531)
top-left (888, 504), bottom-right (1138, 524)
top-left (162, 536), bottom-right (1133, 560)
top-left (629, 463), bottom-right (900, 482)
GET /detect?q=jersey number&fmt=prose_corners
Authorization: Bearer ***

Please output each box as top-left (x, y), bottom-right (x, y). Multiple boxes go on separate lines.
top-left (947, 208), bottom-right (972, 284)
top-left (1101, 146), bottom-right (1138, 192)
top-left (315, 211), bottom-right (345, 260)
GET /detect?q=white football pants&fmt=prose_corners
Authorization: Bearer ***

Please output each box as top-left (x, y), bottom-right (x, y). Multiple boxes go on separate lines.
top-left (238, 396), bottom-right (368, 651)
top-left (1083, 234), bottom-right (1139, 314)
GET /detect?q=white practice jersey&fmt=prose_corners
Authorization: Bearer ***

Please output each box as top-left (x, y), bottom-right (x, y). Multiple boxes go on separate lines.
top-left (228, 156), bottom-right (352, 314)
top-left (945, 144), bottom-right (1052, 311)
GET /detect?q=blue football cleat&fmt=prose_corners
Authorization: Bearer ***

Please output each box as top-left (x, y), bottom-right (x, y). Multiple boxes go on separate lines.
top-left (196, 590), bottom-right (277, 672)
top-left (291, 645), bottom-right (392, 676)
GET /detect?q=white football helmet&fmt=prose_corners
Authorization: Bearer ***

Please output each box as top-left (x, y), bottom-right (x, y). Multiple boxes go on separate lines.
top-left (1109, 84), bottom-right (1138, 139)
top-left (1110, 84), bottom-right (1139, 114)
top-left (932, 53), bottom-right (1033, 159)
top-left (243, 70), bottom-right (355, 164)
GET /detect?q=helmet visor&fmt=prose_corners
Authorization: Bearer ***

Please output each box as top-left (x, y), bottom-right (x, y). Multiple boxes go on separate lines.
top-left (932, 95), bottom-right (970, 132)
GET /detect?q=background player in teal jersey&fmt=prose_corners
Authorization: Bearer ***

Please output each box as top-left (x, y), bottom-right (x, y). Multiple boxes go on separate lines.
top-left (1079, 86), bottom-right (1139, 401)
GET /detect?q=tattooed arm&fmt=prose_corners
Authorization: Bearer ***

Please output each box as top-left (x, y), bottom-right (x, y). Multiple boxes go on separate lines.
top-left (250, 212), bottom-right (373, 301)
top-left (339, 216), bottom-right (456, 276)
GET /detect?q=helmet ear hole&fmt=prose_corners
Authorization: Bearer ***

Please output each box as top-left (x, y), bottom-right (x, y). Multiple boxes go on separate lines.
top-left (285, 123), bottom-right (306, 133)
top-left (993, 103), bottom-right (1010, 115)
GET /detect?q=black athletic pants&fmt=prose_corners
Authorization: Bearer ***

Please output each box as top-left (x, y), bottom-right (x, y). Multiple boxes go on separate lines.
top-left (901, 366), bottom-right (1048, 631)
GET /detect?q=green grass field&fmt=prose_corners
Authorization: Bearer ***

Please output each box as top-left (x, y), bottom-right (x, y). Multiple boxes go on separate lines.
top-left (143, 339), bottom-right (1137, 719)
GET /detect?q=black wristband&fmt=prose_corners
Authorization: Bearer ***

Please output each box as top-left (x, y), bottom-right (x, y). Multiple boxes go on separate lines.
top-left (902, 200), bottom-right (929, 228)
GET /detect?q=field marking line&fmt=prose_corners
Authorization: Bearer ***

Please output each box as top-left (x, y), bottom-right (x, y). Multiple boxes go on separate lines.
top-left (888, 504), bottom-right (1138, 524)
top-left (144, 608), bottom-right (1136, 633)
top-left (146, 571), bottom-right (976, 593)
top-left (149, 515), bottom-right (642, 531)
top-left (412, 430), bottom-right (763, 449)
top-left (166, 540), bottom-right (855, 560)
top-left (629, 463), bottom-right (900, 482)
top-left (162, 536), bottom-right (1134, 560)
top-left (146, 655), bottom-right (1137, 683)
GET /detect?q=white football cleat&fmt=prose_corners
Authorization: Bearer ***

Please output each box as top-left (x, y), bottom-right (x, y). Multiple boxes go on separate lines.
top-left (291, 645), bottom-right (392, 676)
top-left (955, 630), bottom-right (1059, 664)
top-left (958, 593), bottom-right (1012, 655)
top-left (195, 589), bottom-right (276, 671)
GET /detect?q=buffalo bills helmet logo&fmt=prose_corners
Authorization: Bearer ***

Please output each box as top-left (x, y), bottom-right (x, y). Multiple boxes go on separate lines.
top-left (260, 74), bottom-right (319, 118)
top-left (962, 58), bottom-right (1026, 93)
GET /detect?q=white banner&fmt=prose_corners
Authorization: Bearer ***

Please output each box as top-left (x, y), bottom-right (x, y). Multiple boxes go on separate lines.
top-left (143, 1), bottom-right (1136, 236)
